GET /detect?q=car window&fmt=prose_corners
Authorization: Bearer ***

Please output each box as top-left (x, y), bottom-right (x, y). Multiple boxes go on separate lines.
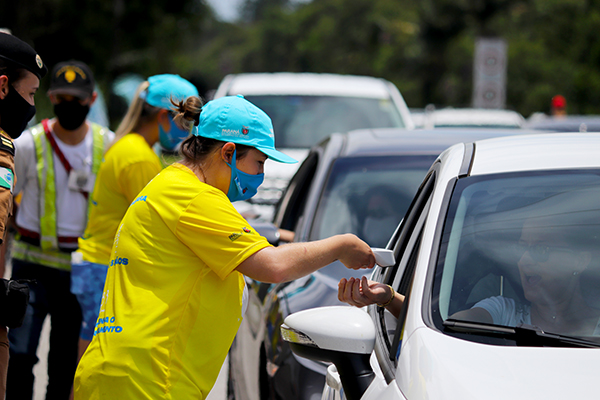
top-left (310, 156), bottom-right (435, 245)
top-left (431, 170), bottom-right (600, 343)
top-left (244, 95), bottom-right (406, 148)
top-left (308, 156), bottom-right (435, 282)
top-left (274, 152), bottom-right (319, 230)
top-left (368, 170), bottom-right (436, 381)
top-left (387, 173), bottom-right (436, 359)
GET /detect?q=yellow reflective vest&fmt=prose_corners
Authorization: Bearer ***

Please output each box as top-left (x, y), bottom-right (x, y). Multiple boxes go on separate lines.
top-left (12, 122), bottom-right (110, 270)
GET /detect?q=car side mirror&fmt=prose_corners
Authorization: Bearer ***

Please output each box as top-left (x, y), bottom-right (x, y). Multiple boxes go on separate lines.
top-left (281, 306), bottom-right (376, 400)
top-left (249, 220), bottom-right (281, 246)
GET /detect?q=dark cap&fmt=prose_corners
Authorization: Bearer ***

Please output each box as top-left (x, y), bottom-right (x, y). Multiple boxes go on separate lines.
top-left (47, 60), bottom-right (95, 99)
top-left (0, 32), bottom-right (47, 79)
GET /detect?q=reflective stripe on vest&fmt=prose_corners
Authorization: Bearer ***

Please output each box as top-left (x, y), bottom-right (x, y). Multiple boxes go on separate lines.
top-left (11, 240), bottom-right (72, 271)
top-left (20, 122), bottom-right (110, 269)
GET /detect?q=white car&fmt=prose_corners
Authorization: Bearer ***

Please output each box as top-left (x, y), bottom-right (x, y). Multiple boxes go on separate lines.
top-left (414, 107), bottom-right (525, 129)
top-left (213, 72), bottom-right (413, 221)
top-left (281, 132), bottom-right (600, 400)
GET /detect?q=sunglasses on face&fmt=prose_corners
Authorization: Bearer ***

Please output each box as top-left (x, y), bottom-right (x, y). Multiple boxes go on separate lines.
top-left (515, 242), bottom-right (574, 263)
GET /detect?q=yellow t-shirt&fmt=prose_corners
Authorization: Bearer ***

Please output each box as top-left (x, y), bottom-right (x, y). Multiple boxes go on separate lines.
top-left (74, 163), bottom-right (271, 400)
top-left (77, 133), bottom-right (163, 264)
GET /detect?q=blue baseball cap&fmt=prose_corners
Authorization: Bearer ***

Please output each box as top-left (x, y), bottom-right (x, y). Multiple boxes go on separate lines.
top-left (194, 95), bottom-right (297, 164)
top-left (144, 74), bottom-right (199, 110)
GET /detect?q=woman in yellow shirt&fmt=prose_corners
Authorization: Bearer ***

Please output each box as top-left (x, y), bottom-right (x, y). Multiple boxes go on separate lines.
top-left (71, 74), bottom-right (198, 357)
top-left (73, 94), bottom-right (375, 400)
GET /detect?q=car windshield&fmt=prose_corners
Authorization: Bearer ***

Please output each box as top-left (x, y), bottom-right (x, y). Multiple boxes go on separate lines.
top-left (433, 170), bottom-right (600, 342)
top-left (244, 95), bottom-right (406, 148)
top-left (310, 155), bottom-right (435, 280)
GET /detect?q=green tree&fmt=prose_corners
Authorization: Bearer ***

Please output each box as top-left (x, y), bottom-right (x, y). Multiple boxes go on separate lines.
top-left (1, 0), bottom-right (211, 122)
top-left (6, 0), bottom-right (600, 118)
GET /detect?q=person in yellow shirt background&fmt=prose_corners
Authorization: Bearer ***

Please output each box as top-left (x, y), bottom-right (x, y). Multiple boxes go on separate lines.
top-left (73, 94), bottom-right (375, 399)
top-left (71, 74), bottom-right (198, 360)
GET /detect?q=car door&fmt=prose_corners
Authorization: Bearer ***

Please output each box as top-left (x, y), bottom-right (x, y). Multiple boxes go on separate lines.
top-left (370, 162), bottom-right (438, 381)
top-left (321, 165), bottom-right (438, 400)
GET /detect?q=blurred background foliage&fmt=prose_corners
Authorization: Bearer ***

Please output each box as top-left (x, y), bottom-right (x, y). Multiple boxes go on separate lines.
top-left (2, 0), bottom-right (600, 128)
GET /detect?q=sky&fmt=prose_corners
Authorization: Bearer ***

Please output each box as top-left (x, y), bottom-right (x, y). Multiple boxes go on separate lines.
top-left (205, 0), bottom-right (244, 22)
top-left (205, 0), bottom-right (312, 22)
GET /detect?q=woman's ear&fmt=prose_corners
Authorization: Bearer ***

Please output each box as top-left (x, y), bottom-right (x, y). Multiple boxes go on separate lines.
top-left (221, 142), bottom-right (236, 164)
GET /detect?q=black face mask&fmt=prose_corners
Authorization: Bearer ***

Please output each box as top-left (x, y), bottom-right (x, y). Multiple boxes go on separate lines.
top-left (53, 100), bottom-right (90, 131)
top-left (0, 84), bottom-right (36, 139)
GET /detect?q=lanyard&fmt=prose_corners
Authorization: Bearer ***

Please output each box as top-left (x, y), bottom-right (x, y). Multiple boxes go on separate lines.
top-left (41, 118), bottom-right (89, 200)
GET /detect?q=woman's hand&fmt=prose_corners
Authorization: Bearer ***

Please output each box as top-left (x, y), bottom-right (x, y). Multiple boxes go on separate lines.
top-left (337, 234), bottom-right (376, 270)
top-left (338, 276), bottom-right (391, 307)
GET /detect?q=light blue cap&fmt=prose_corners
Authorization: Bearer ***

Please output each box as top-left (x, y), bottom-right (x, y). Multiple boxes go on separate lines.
top-left (145, 74), bottom-right (199, 110)
top-left (194, 95), bottom-right (297, 164)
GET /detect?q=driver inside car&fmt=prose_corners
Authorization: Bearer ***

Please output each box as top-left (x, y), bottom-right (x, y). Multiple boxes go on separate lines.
top-left (339, 213), bottom-right (600, 337)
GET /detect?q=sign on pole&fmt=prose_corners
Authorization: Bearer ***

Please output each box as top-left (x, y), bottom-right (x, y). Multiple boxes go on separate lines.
top-left (472, 37), bottom-right (507, 109)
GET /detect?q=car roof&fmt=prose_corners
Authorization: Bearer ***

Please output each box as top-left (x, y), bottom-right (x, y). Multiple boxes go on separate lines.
top-left (430, 108), bottom-right (525, 128)
top-left (333, 127), bottom-right (538, 158)
top-left (410, 107), bottom-right (525, 129)
top-left (217, 72), bottom-right (394, 98)
top-left (470, 132), bottom-right (600, 175)
top-left (524, 115), bottom-right (600, 132)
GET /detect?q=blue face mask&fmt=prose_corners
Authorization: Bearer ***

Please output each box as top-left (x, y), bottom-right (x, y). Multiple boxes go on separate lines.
top-left (226, 149), bottom-right (264, 202)
top-left (159, 113), bottom-right (189, 151)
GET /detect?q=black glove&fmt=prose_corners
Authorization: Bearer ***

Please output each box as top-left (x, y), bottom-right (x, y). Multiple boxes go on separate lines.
top-left (0, 279), bottom-right (33, 328)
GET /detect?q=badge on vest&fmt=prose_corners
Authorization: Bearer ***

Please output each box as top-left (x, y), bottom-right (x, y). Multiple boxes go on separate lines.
top-left (0, 167), bottom-right (14, 192)
top-left (67, 169), bottom-right (95, 193)
top-left (0, 136), bottom-right (14, 156)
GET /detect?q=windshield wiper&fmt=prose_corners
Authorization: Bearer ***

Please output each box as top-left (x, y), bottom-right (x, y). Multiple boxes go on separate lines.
top-left (443, 318), bottom-right (600, 348)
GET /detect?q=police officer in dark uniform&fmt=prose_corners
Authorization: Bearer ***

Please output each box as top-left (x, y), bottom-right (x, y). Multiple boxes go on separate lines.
top-left (0, 31), bottom-right (47, 398)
